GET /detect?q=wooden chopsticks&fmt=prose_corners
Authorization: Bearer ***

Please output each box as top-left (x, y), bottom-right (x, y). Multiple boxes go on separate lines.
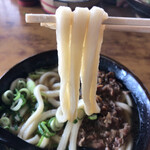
top-left (26, 14), bottom-right (56, 24)
top-left (25, 14), bottom-right (150, 33)
top-left (104, 17), bottom-right (150, 26)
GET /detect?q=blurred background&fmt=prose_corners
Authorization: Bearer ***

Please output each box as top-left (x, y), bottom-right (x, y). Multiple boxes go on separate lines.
top-left (16, 0), bottom-right (150, 17)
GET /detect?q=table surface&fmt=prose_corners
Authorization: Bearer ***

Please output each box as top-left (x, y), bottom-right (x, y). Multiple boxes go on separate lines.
top-left (0, 0), bottom-right (150, 149)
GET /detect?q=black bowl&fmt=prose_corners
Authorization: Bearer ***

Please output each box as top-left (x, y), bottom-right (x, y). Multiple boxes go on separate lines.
top-left (127, 0), bottom-right (150, 18)
top-left (0, 50), bottom-right (150, 150)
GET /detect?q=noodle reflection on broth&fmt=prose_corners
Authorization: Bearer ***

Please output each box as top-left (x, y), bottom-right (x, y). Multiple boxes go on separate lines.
top-left (0, 6), bottom-right (133, 150)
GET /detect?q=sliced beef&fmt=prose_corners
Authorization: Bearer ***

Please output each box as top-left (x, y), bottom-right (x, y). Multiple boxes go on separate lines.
top-left (77, 72), bottom-right (131, 150)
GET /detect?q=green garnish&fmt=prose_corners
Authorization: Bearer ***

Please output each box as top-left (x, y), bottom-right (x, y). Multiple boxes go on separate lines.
top-left (88, 114), bottom-right (97, 120)
top-left (38, 121), bottom-right (55, 138)
top-left (73, 119), bottom-right (78, 124)
top-left (0, 117), bottom-right (10, 129)
top-left (37, 135), bottom-right (44, 147)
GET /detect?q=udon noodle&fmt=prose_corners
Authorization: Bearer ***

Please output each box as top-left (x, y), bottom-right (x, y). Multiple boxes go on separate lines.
top-left (0, 69), bottom-right (133, 150)
top-left (0, 6), bottom-right (133, 150)
top-left (55, 6), bottom-right (108, 122)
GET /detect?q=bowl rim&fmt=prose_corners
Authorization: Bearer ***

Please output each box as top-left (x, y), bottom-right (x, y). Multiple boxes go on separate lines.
top-left (0, 49), bottom-right (150, 150)
top-left (135, 0), bottom-right (150, 6)
top-left (127, 0), bottom-right (150, 17)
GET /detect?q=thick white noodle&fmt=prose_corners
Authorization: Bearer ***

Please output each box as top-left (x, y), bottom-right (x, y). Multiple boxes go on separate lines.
top-left (43, 90), bottom-right (59, 97)
top-left (118, 135), bottom-right (133, 150)
top-left (48, 98), bottom-right (60, 107)
top-left (57, 121), bottom-right (73, 150)
top-left (68, 7), bottom-right (90, 121)
top-left (10, 78), bottom-right (26, 91)
top-left (52, 82), bottom-right (60, 90)
top-left (22, 120), bottom-right (39, 140)
top-left (19, 105), bottom-right (28, 117)
top-left (69, 120), bottom-right (83, 150)
top-left (55, 6), bottom-right (72, 122)
top-left (122, 91), bottom-right (133, 107)
top-left (81, 7), bottom-right (108, 115)
top-left (40, 137), bottom-right (50, 148)
top-left (39, 109), bottom-right (57, 121)
top-left (49, 77), bottom-right (58, 86)
top-left (39, 72), bottom-right (59, 85)
top-left (78, 99), bottom-right (85, 110)
top-left (115, 102), bottom-right (132, 115)
top-left (18, 85), bottom-right (47, 138)
top-left (25, 135), bottom-right (40, 144)
top-left (116, 101), bottom-right (132, 127)
top-left (56, 107), bottom-right (67, 122)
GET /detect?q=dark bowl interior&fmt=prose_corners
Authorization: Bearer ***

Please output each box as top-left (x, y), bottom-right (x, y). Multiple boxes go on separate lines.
top-left (0, 50), bottom-right (150, 150)
top-left (127, 0), bottom-right (150, 17)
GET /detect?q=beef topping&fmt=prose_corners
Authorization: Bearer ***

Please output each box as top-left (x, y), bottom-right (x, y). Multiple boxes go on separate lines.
top-left (77, 72), bottom-right (131, 150)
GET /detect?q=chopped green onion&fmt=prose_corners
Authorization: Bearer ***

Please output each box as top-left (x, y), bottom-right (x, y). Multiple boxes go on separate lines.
top-left (49, 118), bottom-right (58, 131)
top-left (73, 119), bottom-right (78, 124)
top-left (13, 89), bottom-right (27, 107)
top-left (38, 121), bottom-right (55, 138)
top-left (77, 109), bottom-right (85, 120)
top-left (10, 98), bottom-right (23, 111)
top-left (14, 89), bottom-right (21, 101)
top-left (30, 94), bottom-right (36, 103)
top-left (0, 117), bottom-right (10, 129)
top-left (27, 78), bottom-right (36, 94)
top-left (37, 135), bottom-right (44, 147)
top-left (16, 80), bottom-right (26, 90)
top-left (88, 114), bottom-right (97, 120)
top-left (2, 90), bottom-right (13, 105)
top-left (19, 88), bottom-right (30, 99)
top-left (47, 117), bottom-right (64, 132)
top-left (21, 97), bottom-right (27, 106)
top-left (29, 73), bottom-right (41, 80)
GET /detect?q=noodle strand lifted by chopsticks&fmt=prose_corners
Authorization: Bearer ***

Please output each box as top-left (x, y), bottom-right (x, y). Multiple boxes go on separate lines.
top-left (68, 7), bottom-right (90, 121)
top-left (55, 7), bottom-right (72, 122)
top-left (56, 6), bottom-right (108, 121)
top-left (81, 7), bottom-right (108, 115)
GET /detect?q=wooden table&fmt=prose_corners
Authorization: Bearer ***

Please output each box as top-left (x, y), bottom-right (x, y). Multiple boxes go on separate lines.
top-left (0, 0), bottom-right (150, 149)
top-left (0, 1), bottom-right (150, 90)
top-left (1, 1), bottom-right (150, 92)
